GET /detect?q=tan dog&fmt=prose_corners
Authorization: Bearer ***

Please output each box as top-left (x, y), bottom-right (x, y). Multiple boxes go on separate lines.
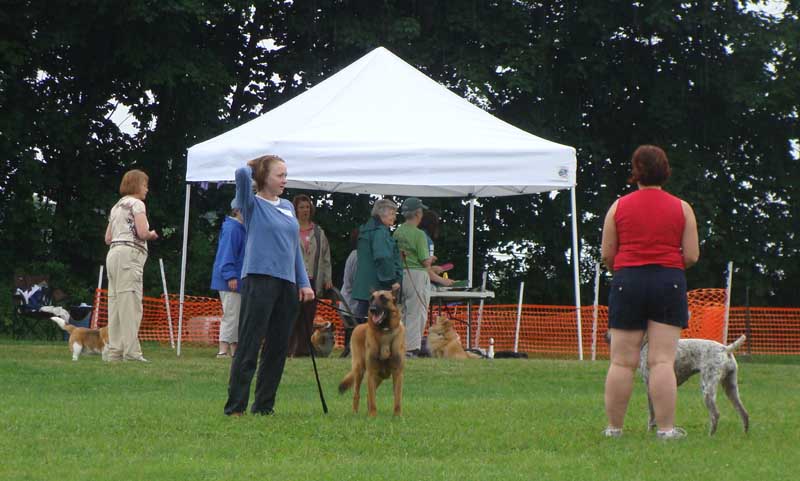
top-left (427, 316), bottom-right (480, 359)
top-left (338, 290), bottom-right (405, 416)
top-left (51, 316), bottom-right (109, 361)
top-left (310, 319), bottom-right (334, 357)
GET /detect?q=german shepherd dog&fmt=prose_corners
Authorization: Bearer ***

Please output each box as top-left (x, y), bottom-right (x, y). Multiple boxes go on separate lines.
top-left (338, 290), bottom-right (405, 416)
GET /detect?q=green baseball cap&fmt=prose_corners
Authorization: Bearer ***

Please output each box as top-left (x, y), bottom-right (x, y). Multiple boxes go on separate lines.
top-left (400, 197), bottom-right (428, 214)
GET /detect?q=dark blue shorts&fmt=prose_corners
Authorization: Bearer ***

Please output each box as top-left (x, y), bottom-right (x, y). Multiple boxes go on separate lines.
top-left (608, 265), bottom-right (689, 330)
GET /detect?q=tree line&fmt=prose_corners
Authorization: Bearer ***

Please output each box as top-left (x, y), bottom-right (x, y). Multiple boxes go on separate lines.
top-left (1, 0), bottom-right (798, 315)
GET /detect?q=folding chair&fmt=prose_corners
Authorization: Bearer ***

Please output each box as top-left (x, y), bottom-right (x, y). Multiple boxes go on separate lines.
top-left (11, 274), bottom-right (65, 340)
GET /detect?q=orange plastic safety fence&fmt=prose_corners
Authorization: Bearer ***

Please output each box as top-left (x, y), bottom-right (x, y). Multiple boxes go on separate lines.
top-left (92, 289), bottom-right (800, 356)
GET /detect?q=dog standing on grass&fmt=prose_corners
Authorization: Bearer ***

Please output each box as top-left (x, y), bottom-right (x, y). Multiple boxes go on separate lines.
top-left (606, 331), bottom-right (749, 435)
top-left (641, 334), bottom-right (749, 435)
top-left (50, 316), bottom-right (109, 362)
top-left (338, 290), bottom-right (405, 416)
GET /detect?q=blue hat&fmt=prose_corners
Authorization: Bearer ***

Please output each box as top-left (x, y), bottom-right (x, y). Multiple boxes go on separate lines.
top-left (231, 197), bottom-right (241, 210)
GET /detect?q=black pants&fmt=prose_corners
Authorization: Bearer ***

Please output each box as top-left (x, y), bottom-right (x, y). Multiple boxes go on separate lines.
top-left (224, 274), bottom-right (298, 415)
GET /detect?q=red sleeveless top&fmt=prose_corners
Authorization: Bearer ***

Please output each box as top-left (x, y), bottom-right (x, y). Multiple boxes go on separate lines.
top-left (613, 189), bottom-right (685, 270)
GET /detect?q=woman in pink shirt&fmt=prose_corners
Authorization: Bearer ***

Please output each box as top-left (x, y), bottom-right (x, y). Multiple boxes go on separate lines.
top-left (601, 145), bottom-right (699, 440)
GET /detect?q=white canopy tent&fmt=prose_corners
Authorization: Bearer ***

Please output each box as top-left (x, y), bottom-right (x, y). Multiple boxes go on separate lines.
top-left (183, 47), bottom-right (583, 357)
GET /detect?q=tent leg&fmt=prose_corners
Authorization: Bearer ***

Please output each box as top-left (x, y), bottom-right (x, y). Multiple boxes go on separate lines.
top-left (177, 183), bottom-right (191, 357)
top-left (570, 187), bottom-right (583, 360)
top-left (467, 198), bottom-right (476, 288)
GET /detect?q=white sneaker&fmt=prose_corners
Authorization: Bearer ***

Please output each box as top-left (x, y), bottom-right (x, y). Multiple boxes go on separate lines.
top-left (602, 427), bottom-right (623, 438)
top-left (126, 356), bottom-right (150, 363)
top-left (656, 427), bottom-right (687, 440)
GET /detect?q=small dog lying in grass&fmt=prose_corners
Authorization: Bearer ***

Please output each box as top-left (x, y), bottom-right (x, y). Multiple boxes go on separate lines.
top-left (310, 319), bottom-right (334, 357)
top-left (427, 316), bottom-right (480, 359)
top-left (606, 331), bottom-right (749, 435)
top-left (50, 316), bottom-right (109, 362)
top-left (338, 290), bottom-right (405, 416)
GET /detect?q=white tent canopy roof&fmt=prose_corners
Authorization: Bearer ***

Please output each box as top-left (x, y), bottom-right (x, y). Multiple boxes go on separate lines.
top-left (186, 47), bottom-right (576, 197)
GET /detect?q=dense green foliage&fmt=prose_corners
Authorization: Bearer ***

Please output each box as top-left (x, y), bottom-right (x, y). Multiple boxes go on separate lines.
top-left (1, 1), bottom-right (798, 308)
top-left (1, 341), bottom-right (798, 480)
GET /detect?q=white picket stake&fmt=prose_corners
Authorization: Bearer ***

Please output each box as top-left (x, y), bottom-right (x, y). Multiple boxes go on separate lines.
top-left (514, 282), bottom-right (524, 353)
top-left (723, 261), bottom-right (733, 343)
top-left (592, 262), bottom-right (601, 361)
top-left (159, 258), bottom-right (176, 349)
top-left (91, 265), bottom-right (104, 329)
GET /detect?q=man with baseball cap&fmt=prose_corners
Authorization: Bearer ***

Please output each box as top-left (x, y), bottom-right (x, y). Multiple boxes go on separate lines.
top-left (393, 197), bottom-right (433, 357)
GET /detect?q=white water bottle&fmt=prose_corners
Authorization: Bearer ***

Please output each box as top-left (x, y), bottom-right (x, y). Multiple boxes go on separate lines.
top-left (488, 338), bottom-right (495, 359)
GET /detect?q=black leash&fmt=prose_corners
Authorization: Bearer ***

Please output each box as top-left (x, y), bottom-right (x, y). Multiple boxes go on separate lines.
top-left (306, 328), bottom-right (328, 414)
top-left (315, 298), bottom-right (367, 323)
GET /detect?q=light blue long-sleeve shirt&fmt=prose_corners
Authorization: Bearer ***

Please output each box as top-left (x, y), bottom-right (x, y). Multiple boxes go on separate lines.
top-left (235, 166), bottom-right (310, 289)
top-left (210, 216), bottom-right (245, 292)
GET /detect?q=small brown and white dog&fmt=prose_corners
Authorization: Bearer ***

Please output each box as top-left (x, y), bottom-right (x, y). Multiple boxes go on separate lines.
top-left (310, 319), bottom-right (334, 357)
top-left (338, 290), bottom-right (405, 416)
top-left (50, 316), bottom-right (109, 361)
top-left (427, 316), bottom-right (480, 359)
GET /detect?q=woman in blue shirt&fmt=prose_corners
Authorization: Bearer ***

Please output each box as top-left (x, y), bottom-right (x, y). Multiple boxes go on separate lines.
top-left (224, 155), bottom-right (314, 417)
top-left (210, 198), bottom-right (246, 358)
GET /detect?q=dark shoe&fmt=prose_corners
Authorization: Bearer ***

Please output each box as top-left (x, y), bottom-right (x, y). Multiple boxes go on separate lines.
top-left (405, 349), bottom-right (420, 358)
top-left (339, 348), bottom-right (351, 358)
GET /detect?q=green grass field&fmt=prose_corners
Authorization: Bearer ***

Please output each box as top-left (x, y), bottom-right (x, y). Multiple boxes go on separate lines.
top-left (1, 340), bottom-right (798, 481)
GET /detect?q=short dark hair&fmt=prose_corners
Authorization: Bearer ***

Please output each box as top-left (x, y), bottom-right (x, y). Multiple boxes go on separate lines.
top-left (292, 194), bottom-right (315, 218)
top-left (419, 210), bottom-right (440, 240)
top-left (629, 145), bottom-right (671, 186)
top-left (119, 169), bottom-right (148, 196)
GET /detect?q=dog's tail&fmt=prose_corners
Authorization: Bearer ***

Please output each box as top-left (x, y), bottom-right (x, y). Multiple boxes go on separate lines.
top-left (50, 316), bottom-right (75, 333)
top-left (725, 335), bottom-right (747, 354)
top-left (338, 371), bottom-right (354, 394)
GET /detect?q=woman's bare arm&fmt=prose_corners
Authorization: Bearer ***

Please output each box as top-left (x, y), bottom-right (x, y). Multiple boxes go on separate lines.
top-left (681, 201), bottom-right (699, 268)
top-left (600, 200), bottom-right (619, 271)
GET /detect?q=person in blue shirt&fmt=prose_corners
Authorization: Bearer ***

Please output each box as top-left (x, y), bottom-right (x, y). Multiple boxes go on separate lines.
top-left (224, 155), bottom-right (314, 417)
top-left (210, 198), bottom-right (246, 358)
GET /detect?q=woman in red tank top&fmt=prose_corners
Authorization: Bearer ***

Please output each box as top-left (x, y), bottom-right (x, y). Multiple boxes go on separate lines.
top-left (600, 145), bottom-right (699, 440)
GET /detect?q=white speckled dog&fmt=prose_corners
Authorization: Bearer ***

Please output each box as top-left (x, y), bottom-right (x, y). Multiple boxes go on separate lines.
top-left (641, 335), bottom-right (749, 435)
top-left (606, 332), bottom-right (750, 435)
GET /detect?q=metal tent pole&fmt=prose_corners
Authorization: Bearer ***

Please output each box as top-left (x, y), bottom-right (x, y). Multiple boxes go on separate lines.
top-left (570, 187), bottom-right (584, 360)
top-left (177, 184), bottom-right (191, 357)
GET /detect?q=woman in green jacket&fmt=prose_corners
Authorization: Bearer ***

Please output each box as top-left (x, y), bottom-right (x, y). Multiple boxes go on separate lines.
top-left (351, 198), bottom-right (403, 322)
